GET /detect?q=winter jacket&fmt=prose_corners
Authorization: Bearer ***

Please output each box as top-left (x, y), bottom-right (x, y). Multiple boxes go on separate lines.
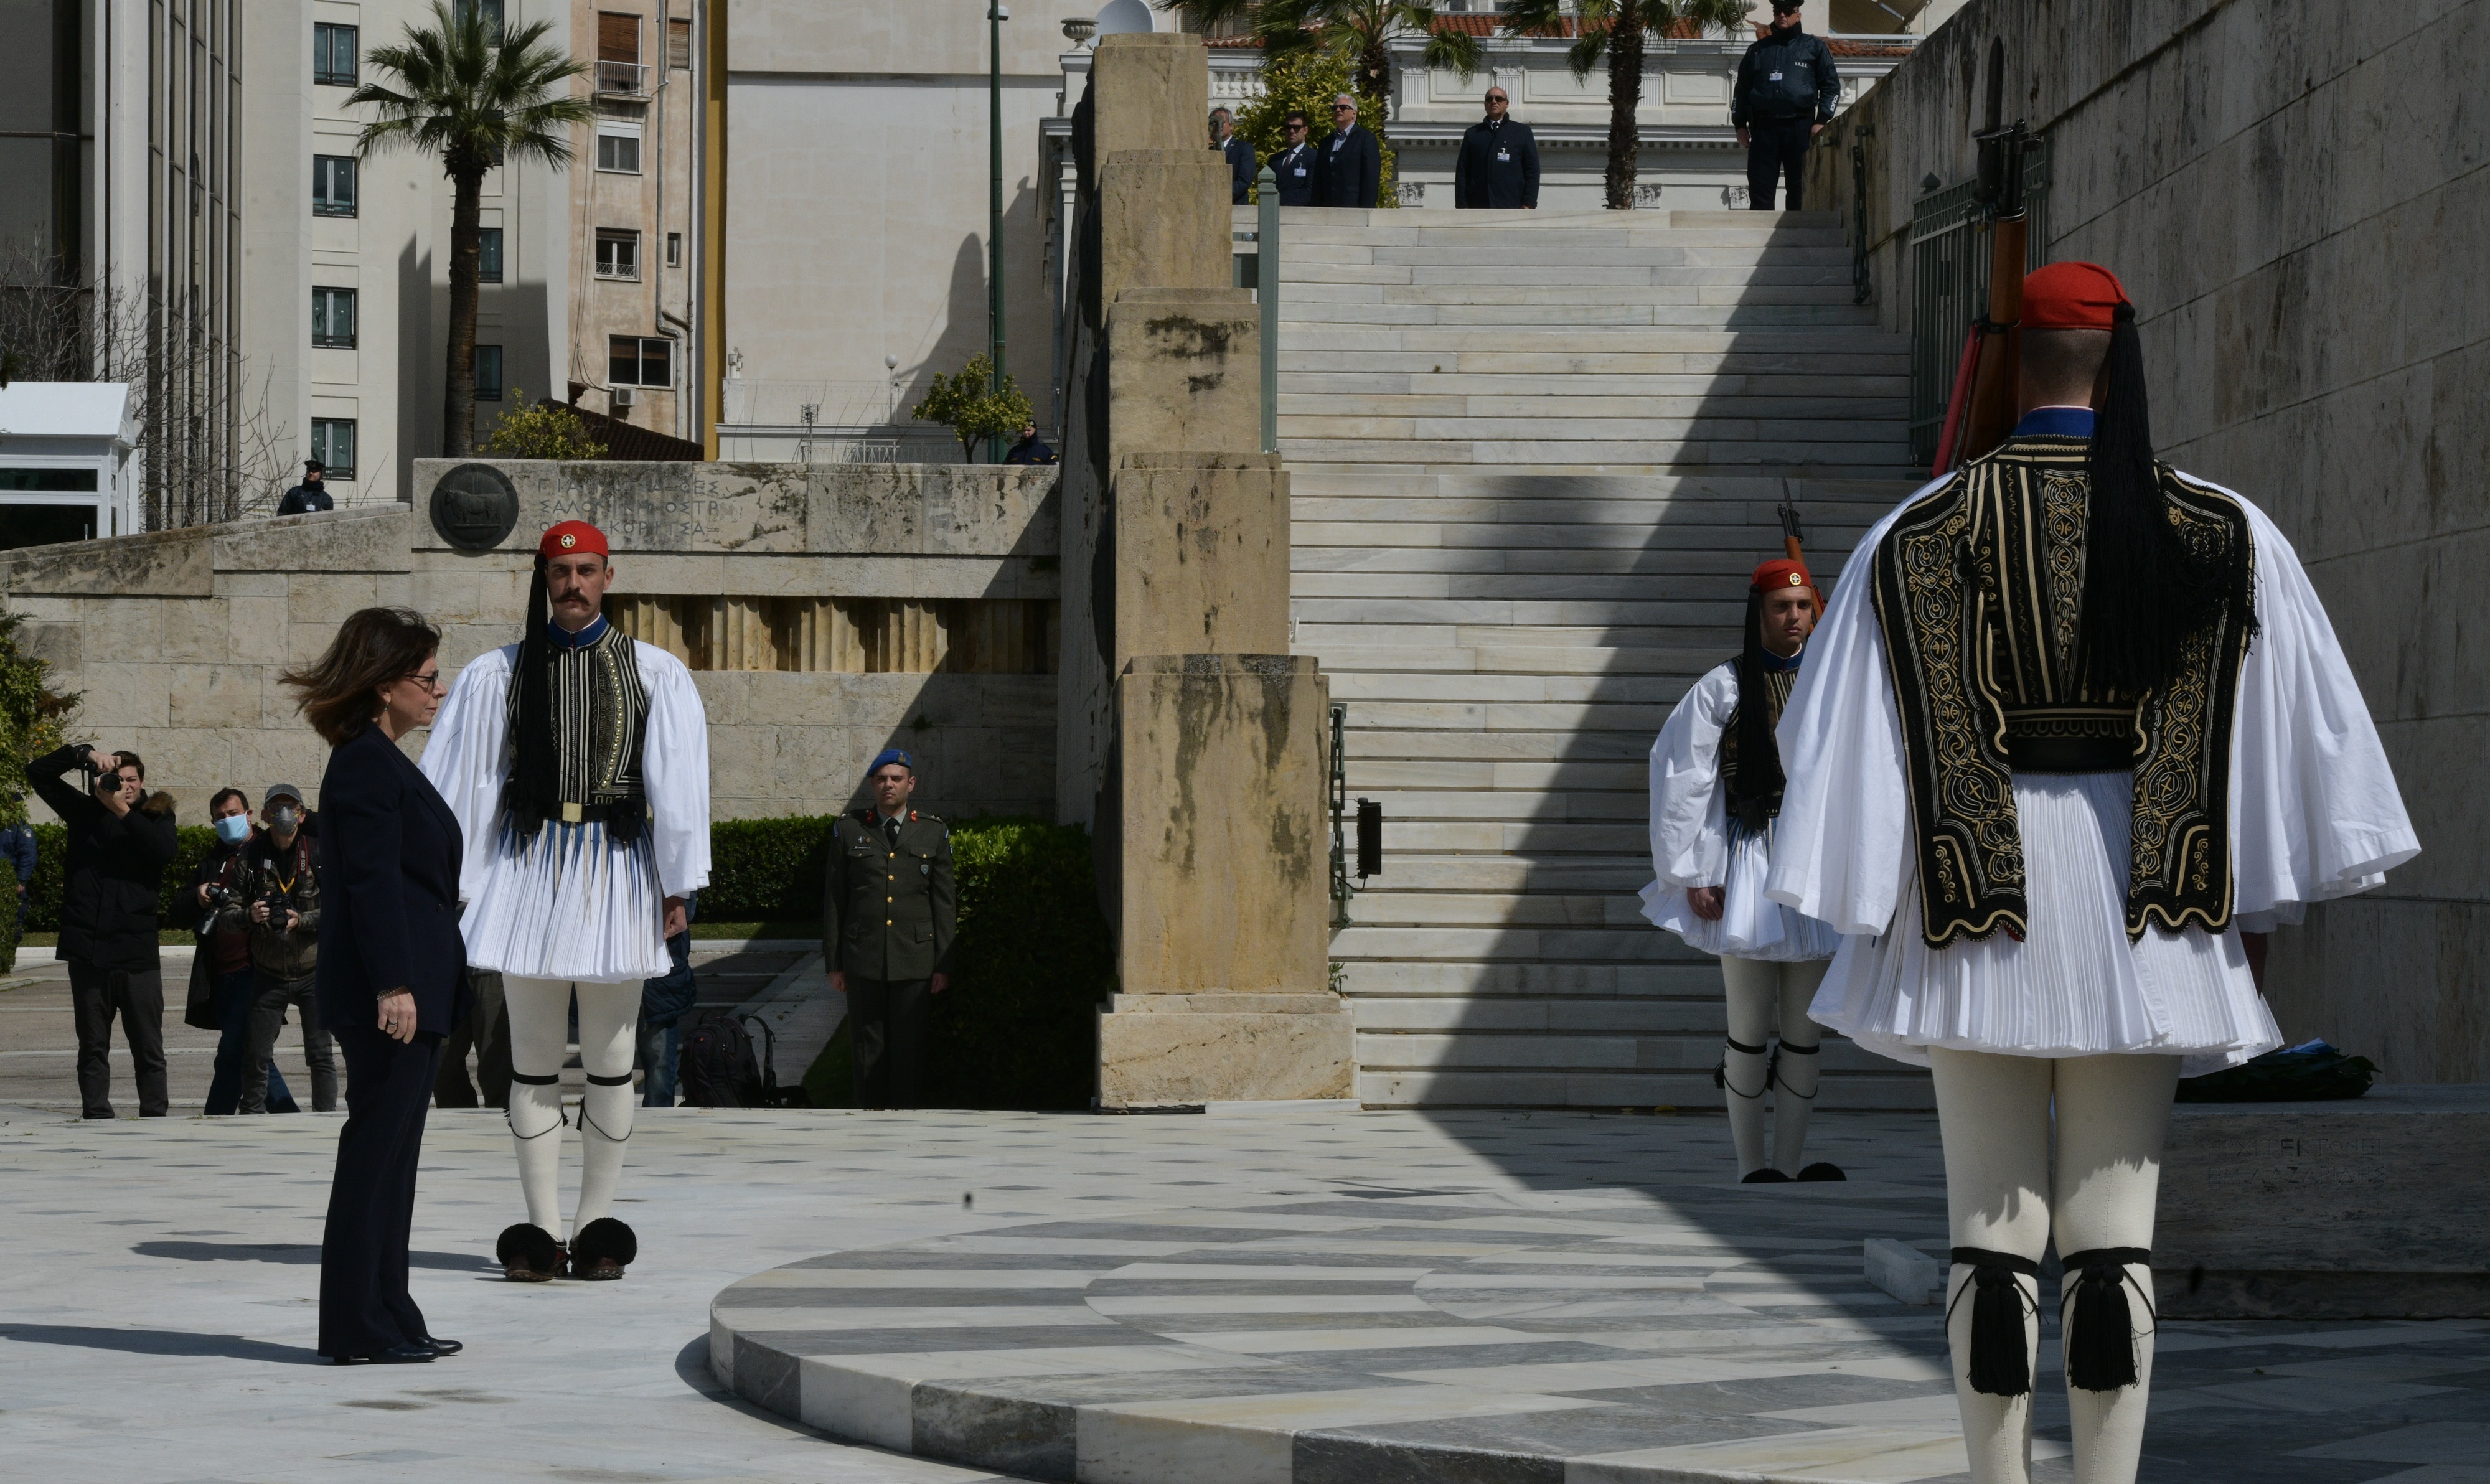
top-left (1732, 27), bottom-right (1840, 126)
top-left (218, 827), bottom-right (322, 981)
top-left (29, 744), bottom-right (177, 972)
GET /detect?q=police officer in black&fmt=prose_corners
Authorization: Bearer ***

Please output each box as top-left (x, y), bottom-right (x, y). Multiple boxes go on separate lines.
top-left (822, 748), bottom-right (956, 1109)
top-left (1454, 85), bottom-right (1539, 209)
top-left (1732, 1), bottom-right (1839, 211)
top-left (278, 459), bottom-right (335, 515)
top-left (1269, 111), bottom-right (1318, 205)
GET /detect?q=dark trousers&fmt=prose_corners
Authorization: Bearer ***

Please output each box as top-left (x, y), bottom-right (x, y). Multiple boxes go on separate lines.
top-left (207, 966), bottom-right (295, 1115)
top-left (68, 961), bottom-right (166, 1119)
top-left (849, 976), bottom-right (931, 1109)
top-left (319, 1022), bottom-right (441, 1358)
top-left (245, 970), bottom-right (337, 1113)
top-left (1745, 118), bottom-right (1814, 210)
top-left (434, 970), bottom-right (510, 1109)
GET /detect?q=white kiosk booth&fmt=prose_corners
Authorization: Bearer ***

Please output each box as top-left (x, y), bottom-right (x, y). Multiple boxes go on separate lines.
top-left (0, 382), bottom-right (139, 550)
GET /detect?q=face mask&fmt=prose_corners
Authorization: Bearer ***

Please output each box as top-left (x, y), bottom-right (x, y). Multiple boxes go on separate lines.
top-left (269, 806), bottom-right (299, 830)
top-left (215, 815), bottom-right (251, 845)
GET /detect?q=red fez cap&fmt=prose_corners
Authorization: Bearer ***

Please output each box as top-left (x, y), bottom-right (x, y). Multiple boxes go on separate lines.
top-left (2023, 261), bottom-right (2130, 331)
top-left (1750, 558), bottom-right (1821, 608)
top-left (538, 520), bottom-right (609, 560)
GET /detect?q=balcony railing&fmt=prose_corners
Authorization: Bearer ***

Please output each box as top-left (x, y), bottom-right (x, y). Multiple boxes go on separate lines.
top-left (594, 60), bottom-right (647, 96)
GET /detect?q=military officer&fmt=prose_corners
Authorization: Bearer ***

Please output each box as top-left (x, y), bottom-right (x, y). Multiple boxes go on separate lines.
top-left (822, 748), bottom-right (956, 1109)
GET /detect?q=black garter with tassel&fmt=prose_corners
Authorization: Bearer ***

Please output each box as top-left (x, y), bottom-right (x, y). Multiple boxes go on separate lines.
top-left (2060, 1246), bottom-right (2155, 1392)
top-left (1948, 1247), bottom-right (2042, 1396)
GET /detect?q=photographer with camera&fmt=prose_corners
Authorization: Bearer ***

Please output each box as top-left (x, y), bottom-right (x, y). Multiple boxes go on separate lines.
top-left (218, 782), bottom-right (336, 1114)
top-left (187, 787), bottom-right (299, 1114)
top-left (30, 743), bottom-right (179, 1119)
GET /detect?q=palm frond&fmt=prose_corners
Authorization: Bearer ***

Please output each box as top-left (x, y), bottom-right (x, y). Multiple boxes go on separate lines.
top-left (349, 1), bottom-right (590, 175)
top-left (1155, 0), bottom-right (1259, 29)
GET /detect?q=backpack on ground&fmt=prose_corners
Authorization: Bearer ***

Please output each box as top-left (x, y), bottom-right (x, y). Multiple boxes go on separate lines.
top-left (678, 1008), bottom-right (792, 1108)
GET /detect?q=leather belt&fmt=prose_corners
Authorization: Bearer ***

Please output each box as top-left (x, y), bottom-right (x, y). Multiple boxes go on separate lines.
top-left (2005, 735), bottom-right (2136, 773)
top-left (553, 801), bottom-right (641, 824)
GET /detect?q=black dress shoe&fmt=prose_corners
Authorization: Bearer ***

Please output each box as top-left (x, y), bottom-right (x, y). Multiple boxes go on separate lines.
top-left (413, 1336), bottom-right (461, 1356)
top-left (334, 1343), bottom-right (436, 1366)
top-left (1741, 1168), bottom-right (1793, 1184)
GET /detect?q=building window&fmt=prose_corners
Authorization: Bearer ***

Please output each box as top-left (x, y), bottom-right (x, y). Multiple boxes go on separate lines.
top-left (478, 227), bottom-right (504, 283)
top-left (312, 155), bottom-right (357, 217)
top-left (474, 344), bottom-right (504, 401)
top-left (667, 17), bottom-right (692, 68)
top-left (311, 286), bottom-right (357, 349)
top-left (313, 23), bottom-right (358, 85)
top-left (609, 335), bottom-right (672, 388)
top-left (665, 231), bottom-right (681, 267)
top-left (594, 229), bottom-right (640, 280)
top-left (311, 419), bottom-right (357, 481)
top-left (456, 0), bottom-right (503, 32)
top-left (594, 122), bottom-right (642, 174)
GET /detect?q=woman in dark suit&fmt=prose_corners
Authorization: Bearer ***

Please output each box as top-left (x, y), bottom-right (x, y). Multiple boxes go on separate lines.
top-left (281, 608), bottom-right (471, 1364)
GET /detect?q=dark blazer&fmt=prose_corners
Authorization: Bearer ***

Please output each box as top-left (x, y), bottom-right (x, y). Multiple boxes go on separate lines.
top-left (822, 809), bottom-right (957, 982)
top-left (1315, 123), bottom-right (1381, 209)
top-left (29, 744), bottom-right (176, 970)
top-left (1269, 142), bottom-right (1317, 205)
top-left (314, 726), bottom-right (469, 1036)
top-left (1455, 118), bottom-right (1540, 209)
top-left (1219, 134), bottom-right (1256, 204)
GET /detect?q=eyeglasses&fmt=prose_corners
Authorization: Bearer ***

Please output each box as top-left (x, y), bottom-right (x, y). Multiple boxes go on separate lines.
top-left (1485, 95), bottom-right (1507, 103)
top-left (1285, 123), bottom-right (1307, 131)
top-left (402, 670), bottom-right (446, 693)
top-left (1332, 103), bottom-right (1355, 112)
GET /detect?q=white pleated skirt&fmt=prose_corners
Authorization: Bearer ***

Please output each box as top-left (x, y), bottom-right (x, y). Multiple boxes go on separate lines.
top-left (459, 819), bottom-right (671, 984)
top-left (1808, 771), bottom-right (2281, 1077)
top-left (1641, 826), bottom-right (1842, 964)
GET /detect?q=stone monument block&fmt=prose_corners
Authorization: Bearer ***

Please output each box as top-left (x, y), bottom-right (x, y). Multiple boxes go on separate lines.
top-left (1089, 32), bottom-right (1206, 156)
top-left (1104, 289), bottom-right (1261, 465)
top-left (1111, 453), bottom-right (1289, 663)
top-left (1098, 654), bottom-right (1346, 1107)
top-left (2154, 1084), bottom-right (2490, 1318)
top-left (1096, 154), bottom-right (1233, 312)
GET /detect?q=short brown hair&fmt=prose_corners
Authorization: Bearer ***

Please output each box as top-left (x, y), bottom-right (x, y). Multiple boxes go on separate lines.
top-left (281, 607), bottom-right (442, 746)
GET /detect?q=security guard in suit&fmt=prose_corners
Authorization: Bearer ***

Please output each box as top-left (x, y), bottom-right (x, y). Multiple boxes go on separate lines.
top-left (822, 748), bottom-right (956, 1108)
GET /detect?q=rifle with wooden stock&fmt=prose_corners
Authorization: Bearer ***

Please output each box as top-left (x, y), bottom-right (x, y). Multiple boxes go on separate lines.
top-left (1930, 37), bottom-right (2042, 476)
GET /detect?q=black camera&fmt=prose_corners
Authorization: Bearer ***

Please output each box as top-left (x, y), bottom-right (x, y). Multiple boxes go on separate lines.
top-left (202, 884), bottom-right (240, 910)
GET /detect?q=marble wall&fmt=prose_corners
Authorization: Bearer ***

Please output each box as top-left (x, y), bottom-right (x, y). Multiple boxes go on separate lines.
top-left (1807, 0), bottom-right (2488, 1079)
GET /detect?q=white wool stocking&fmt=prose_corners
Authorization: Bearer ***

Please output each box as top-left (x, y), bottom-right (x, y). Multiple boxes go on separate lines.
top-left (502, 974), bottom-right (573, 1234)
top-left (570, 981), bottom-right (642, 1230)
top-left (1930, 1047), bottom-right (2180, 1484)
top-left (1721, 956), bottom-right (1831, 1178)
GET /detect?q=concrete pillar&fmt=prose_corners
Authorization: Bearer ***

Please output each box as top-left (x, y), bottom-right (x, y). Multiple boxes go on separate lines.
top-left (1090, 32), bottom-right (1205, 156)
top-left (1096, 153), bottom-right (1233, 315)
top-left (1111, 452), bottom-right (1289, 661)
top-left (1104, 289), bottom-right (1260, 464)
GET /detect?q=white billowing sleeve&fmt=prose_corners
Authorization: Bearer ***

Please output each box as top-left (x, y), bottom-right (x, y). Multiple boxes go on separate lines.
top-left (2222, 489), bottom-right (2418, 929)
top-left (418, 645), bottom-right (517, 904)
top-left (635, 641), bottom-right (713, 898)
top-left (1763, 484), bottom-right (1932, 936)
top-left (1649, 665), bottom-right (1737, 889)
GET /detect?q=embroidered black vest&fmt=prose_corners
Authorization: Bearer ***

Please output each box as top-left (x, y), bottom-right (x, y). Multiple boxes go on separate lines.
top-left (1869, 438), bottom-right (2254, 946)
top-left (1719, 662), bottom-right (1798, 832)
top-left (505, 626), bottom-right (651, 814)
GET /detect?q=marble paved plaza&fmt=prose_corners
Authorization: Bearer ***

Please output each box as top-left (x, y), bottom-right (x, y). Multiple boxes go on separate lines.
top-left (2, 1097), bottom-right (2485, 1484)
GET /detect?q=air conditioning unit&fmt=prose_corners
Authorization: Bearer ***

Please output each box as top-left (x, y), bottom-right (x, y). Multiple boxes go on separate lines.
top-left (610, 387), bottom-right (635, 413)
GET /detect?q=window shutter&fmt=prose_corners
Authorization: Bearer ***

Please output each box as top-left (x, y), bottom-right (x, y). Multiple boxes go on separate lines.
top-left (667, 18), bottom-right (691, 68)
top-left (598, 11), bottom-right (639, 63)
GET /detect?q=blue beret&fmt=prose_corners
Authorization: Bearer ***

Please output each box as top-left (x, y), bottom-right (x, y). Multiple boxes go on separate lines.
top-left (867, 748), bottom-right (915, 777)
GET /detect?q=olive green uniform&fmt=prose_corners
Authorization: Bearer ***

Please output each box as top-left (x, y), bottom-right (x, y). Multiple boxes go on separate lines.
top-left (822, 809), bottom-right (956, 1107)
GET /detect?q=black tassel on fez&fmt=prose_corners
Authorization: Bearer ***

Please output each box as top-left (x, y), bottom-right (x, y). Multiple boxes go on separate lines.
top-left (2061, 1247), bottom-right (2154, 1391)
top-left (1948, 1247), bottom-right (2042, 1396)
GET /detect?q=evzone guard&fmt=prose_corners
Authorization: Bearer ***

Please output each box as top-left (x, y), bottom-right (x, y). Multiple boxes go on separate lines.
top-left (1642, 555), bottom-right (1845, 1183)
top-left (423, 520), bottom-right (713, 1282)
top-left (1767, 262), bottom-right (2416, 1484)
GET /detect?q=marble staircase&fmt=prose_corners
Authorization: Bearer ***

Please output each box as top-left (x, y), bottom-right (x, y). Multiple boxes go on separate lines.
top-left (1271, 207), bottom-right (1932, 1109)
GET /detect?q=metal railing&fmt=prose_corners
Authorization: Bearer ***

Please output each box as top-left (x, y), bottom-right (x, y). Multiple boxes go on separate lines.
top-left (1906, 136), bottom-right (2052, 468)
top-left (594, 60), bottom-right (647, 96)
top-left (1330, 702), bottom-right (1355, 929)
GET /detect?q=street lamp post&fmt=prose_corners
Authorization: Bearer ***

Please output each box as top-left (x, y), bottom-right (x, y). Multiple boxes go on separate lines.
top-left (988, 3), bottom-right (1009, 463)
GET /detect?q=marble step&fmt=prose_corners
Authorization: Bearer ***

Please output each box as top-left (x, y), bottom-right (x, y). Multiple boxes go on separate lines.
top-left (1297, 622), bottom-right (1793, 649)
top-left (1280, 323), bottom-right (1900, 351)
top-left (1280, 441), bottom-right (1911, 471)
top-left (1353, 1066), bottom-right (1933, 1110)
top-left (1280, 351), bottom-right (1907, 377)
top-left (1280, 273), bottom-right (1859, 302)
top-left (1279, 260), bottom-right (1856, 288)
top-left (1254, 205), bottom-right (1844, 229)
top-left (1352, 1026), bottom-right (1895, 1074)
top-left (1279, 412), bottom-right (1904, 441)
top-left (1277, 372), bottom-right (1909, 397)
top-left (1339, 960), bottom-right (1722, 996)
top-left (1357, 855), bottom-right (1668, 891)
top-left (1280, 243), bottom-right (1858, 270)
top-left (1279, 393), bottom-right (1907, 418)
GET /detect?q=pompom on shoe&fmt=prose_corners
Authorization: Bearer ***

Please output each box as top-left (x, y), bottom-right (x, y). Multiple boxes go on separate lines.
top-left (1795, 1162), bottom-right (1847, 1182)
top-left (568, 1217), bottom-right (638, 1280)
top-left (496, 1223), bottom-right (565, 1283)
top-left (1740, 1168), bottom-right (1793, 1185)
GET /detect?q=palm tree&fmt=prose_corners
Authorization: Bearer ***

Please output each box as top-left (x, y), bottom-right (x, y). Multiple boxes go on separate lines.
top-left (1163, 1), bottom-right (1483, 144)
top-left (350, 2), bottom-right (591, 457)
top-left (1501, 0), bottom-right (1755, 210)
